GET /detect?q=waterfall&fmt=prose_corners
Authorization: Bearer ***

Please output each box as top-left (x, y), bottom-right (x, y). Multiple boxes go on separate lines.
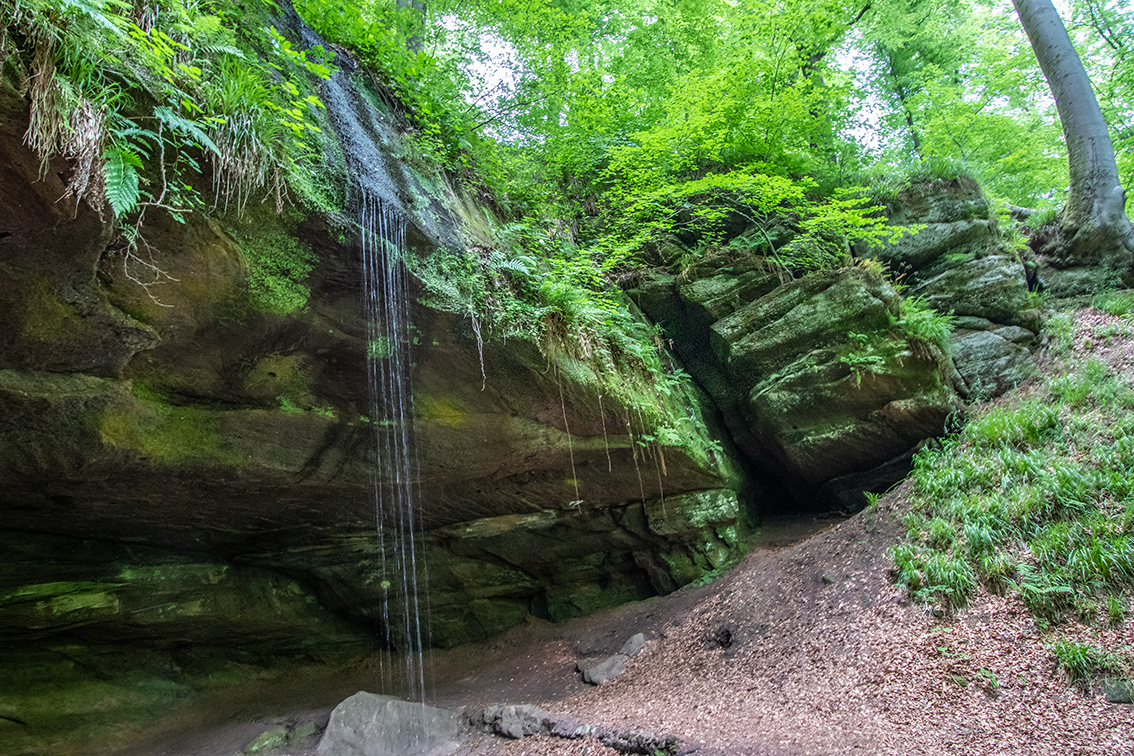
top-left (360, 190), bottom-right (426, 703)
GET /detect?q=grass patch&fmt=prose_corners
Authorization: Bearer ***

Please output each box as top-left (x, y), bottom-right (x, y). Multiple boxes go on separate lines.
top-left (1048, 640), bottom-right (1133, 688)
top-left (1093, 290), bottom-right (1134, 317)
top-left (888, 319), bottom-right (1134, 621)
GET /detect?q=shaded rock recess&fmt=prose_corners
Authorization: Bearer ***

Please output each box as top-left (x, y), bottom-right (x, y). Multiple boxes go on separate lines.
top-left (0, 10), bottom-right (742, 754)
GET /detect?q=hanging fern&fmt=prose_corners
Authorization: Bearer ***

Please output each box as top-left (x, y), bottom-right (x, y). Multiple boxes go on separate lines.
top-left (153, 106), bottom-right (221, 156)
top-left (103, 146), bottom-right (141, 217)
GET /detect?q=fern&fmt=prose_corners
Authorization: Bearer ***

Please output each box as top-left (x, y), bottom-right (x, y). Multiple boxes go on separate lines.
top-left (201, 42), bottom-right (247, 59)
top-left (488, 251), bottom-right (538, 277)
top-left (104, 146), bottom-right (141, 216)
top-left (153, 106), bottom-right (221, 156)
top-left (59, 0), bottom-right (130, 35)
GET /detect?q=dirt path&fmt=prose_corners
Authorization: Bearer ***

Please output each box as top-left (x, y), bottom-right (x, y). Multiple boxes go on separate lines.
top-left (431, 497), bottom-right (1132, 756)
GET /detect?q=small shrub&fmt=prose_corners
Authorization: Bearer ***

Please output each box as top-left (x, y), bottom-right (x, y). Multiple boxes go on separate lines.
top-left (890, 543), bottom-right (925, 591)
top-left (966, 403), bottom-right (1060, 449)
top-left (977, 667), bottom-right (999, 695)
top-left (1010, 564), bottom-right (1073, 621)
top-left (923, 552), bottom-right (977, 609)
top-left (1107, 594), bottom-right (1126, 625)
top-left (1046, 641), bottom-right (1132, 686)
top-left (926, 517), bottom-right (956, 550)
top-left (1026, 289), bottom-right (1048, 310)
top-left (1046, 311), bottom-right (1075, 355)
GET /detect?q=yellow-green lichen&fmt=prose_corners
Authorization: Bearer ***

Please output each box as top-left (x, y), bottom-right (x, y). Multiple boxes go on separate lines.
top-left (99, 392), bottom-right (239, 466)
top-left (244, 353), bottom-right (311, 400)
top-left (20, 276), bottom-right (88, 344)
top-left (417, 395), bottom-right (468, 428)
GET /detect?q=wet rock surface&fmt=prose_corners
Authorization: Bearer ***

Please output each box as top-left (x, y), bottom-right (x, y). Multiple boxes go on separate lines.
top-left (0, 25), bottom-right (744, 754)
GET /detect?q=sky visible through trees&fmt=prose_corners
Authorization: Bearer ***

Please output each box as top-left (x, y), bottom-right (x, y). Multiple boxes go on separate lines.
top-left (403, 0), bottom-right (1133, 212)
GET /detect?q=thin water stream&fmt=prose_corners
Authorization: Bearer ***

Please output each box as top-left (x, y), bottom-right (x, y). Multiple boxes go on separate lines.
top-left (359, 191), bottom-right (426, 704)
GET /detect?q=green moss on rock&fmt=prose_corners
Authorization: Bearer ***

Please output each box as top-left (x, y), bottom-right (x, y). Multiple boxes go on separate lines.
top-left (20, 275), bottom-right (88, 344)
top-left (226, 212), bottom-right (316, 315)
top-left (99, 392), bottom-right (238, 467)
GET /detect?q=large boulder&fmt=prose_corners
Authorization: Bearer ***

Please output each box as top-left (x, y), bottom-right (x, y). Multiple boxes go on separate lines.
top-left (316, 693), bottom-right (462, 756)
top-left (948, 318), bottom-right (1037, 399)
top-left (632, 265), bottom-right (962, 508)
top-left (873, 177), bottom-right (1040, 399)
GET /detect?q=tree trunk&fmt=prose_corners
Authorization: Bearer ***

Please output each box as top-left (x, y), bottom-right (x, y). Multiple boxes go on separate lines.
top-left (1012, 0), bottom-right (1134, 269)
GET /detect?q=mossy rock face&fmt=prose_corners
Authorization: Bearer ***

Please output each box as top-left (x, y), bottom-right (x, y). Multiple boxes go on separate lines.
top-left (1037, 264), bottom-right (1127, 296)
top-left (409, 304), bottom-right (740, 530)
top-left (875, 218), bottom-right (997, 273)
top-left (885, 176), bottom-right (992, 226)
top-left (910, 255), bottom-right (1031, 326)
top-left (873, 176), bottom-right (1040, 399)
top-left (644, 489), bottom-right (739, 537)
top-left (949, 319), bottom-right (1037, 400)
top-left (248, 487), bottom-right (744, 649)
top-left (0, 83), bottom-right (158, 379)
top-left (746, 348), bottom-right (957, 492)
top-left (417, 489), bottom-right (743, 645)
top-left (0, 34), bottom-right (749, 751)
top-left (711, 268), bottom-right (899, 376)
top-left (0, 646), bottom-right (190, 756)
top-left (0, 529), bottom-right (369, 756)
top-left (0, 531), bottom-right (367, 651)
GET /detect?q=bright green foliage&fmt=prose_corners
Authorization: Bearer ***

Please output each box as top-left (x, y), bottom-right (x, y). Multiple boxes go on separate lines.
top-left (894, 296), bottom-right (955, 357)
top-left (890, 334), bottom-right (1134, 620)
top-left (103, 145), bottom-right (142, 216)
top-left (856, 0), bottom-right (1069, 205)
top-left (1069, 0), bottom-right (1134, 200)
top-left (1094, 289), bottom-right (1134, 317)
top-left (1, 0), bottom-right (334, 219)
top-left (227, 214), bottom-right (317, 314)
top-left (294, 0), bottom-right (497, 174)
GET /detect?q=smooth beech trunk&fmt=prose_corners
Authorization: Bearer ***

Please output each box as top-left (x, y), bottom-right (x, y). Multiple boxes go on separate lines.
top-left (1012, 0), bottom-right (1134, 268)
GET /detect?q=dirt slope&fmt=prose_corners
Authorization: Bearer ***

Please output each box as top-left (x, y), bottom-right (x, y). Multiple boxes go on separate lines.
top-left (429, 497), bottom-right (1132, 756)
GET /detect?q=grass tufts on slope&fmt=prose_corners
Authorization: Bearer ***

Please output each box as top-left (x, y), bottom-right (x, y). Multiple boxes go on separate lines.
top-left (890, 308), bottom-right (1134, 624)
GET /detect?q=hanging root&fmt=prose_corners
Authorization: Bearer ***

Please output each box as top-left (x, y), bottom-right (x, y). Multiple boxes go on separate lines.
top-left (23, 25), bottom-right (109, 217)
top-left (59, 98), bottom-right (107, 217)
top-left (470, 312), bottom-right (486, 390)
top-left (598, 393), bottom-right (612, 472)
top-left (119, 217), bottom-right (179, 307)
top-left (556, 366), bottom-right (581, 506)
